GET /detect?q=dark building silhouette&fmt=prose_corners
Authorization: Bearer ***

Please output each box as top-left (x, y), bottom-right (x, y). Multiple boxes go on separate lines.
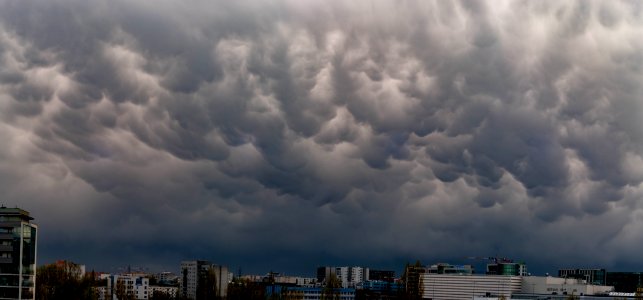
top-left (369, 270), bottom-right (395, 283)
top-left (606, 272), bottom-right (643, 293)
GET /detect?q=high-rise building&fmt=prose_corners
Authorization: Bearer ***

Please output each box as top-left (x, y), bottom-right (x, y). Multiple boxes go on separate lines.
top-left (317, 266), bottom-right (335, 284)
top-left (0, 207), bottom-right (37, 300)
top-left (180, 261), bottom-right (229, 300)
top-left (403, 263), bottom-right (426, 297)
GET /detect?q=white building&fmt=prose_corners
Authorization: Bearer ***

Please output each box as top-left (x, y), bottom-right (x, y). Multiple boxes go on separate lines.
top-left (274, 275), bottom-right (317, 286)
top-left (333, 266), bottom-right (369, 288)
top-left (420, 274), bottom-right (522, 300)
top-left (335, 267), bottom-right (350, 288)
top-left (104, 274), bottom-right (150, 300)
top-left (521, 276), bottom-right (613, 296)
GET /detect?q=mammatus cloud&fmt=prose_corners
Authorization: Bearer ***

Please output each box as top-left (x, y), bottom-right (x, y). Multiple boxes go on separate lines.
top-left (1, 0), bottom-right (643, 273)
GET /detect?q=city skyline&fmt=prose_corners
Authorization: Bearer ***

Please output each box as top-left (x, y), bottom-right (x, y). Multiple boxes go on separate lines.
top-left (1, 1), bottom-right (643, 276)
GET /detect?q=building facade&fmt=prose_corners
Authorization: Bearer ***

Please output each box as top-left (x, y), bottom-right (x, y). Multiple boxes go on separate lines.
top-left (428, 263), bottom-right (474, 275)
top-left (368, 270), bottom-right (395, 282)
top-left (180, 260), bottom-right (229, 299)
top-left (521, 276), bottom-right (612, 296)
top-left (486, 262), bottom-right (527, 276)
top-left (0, 207), bottom-right (37, 300)
top-left (104, 274), bottom-right (150, 300)
top-left (420, 274), bottom-right (523, 300)
top-left (558, 268), bottom-right (607, 286)
top-left (149, 286), bottom-right (178, 298)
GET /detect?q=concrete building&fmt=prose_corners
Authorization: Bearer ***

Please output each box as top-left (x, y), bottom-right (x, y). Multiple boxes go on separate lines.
top-left (404, 264), bottom-right (426, 297)
top-left (180, 260), bottom-right (229, 300)
top-left (420, 274), bottom-right (522, 300)
top-left (154, 271), bottom-right (178, 285)
top-left (104, 274), bottom-right (150, 300)
top-left (318, 266), bottom-right (368, 288)
top-left (0, 207), bottom-right (37, 300)
top-left (558, 268), bottom-right (607, 286)
top-left (317, 266), bottom-right (335, 284)
top-left (336, 267), bottom-right (350, 287)
top-left (274, 275), bottom-right (317, 286)
top-left (521, 276), bottom-right (612, 296)
top-left (149, 286), bottom-right (178, 298)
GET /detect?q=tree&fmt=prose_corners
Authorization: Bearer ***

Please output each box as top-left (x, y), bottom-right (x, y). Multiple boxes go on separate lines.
top-left (321, 274), bottom-right (341, 300)
top-left (115, 279), bottom-right (135, 300)
top-left (36, 261), bottom-right (99, 300)
top-left (226, 277), bottom-right (266, 300)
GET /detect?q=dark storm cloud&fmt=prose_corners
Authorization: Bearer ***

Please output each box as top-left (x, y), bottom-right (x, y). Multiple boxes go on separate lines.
top-left (1, 0), bottom-right (643, 274)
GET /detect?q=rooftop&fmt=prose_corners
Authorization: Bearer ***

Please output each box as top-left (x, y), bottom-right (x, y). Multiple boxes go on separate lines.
top-left (0, 206), bottom-right (33, 221)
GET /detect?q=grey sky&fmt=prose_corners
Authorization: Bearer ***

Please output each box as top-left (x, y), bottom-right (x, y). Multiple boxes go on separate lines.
top-left (1, 0), bottom-right (643, 275)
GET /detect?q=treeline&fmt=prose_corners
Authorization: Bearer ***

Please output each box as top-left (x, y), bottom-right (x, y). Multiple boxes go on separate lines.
top-left (35, 261), bottom-right (101, 300)
top-left (35, 261), bottom-right (179, 300)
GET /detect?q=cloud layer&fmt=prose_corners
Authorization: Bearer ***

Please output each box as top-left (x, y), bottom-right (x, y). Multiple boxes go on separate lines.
top-left (1, 0), bottom-right (643, 274)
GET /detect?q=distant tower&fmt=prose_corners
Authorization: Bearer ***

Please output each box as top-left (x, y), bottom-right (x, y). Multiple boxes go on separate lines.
top-left (0, 207), bottom-right (37, 300)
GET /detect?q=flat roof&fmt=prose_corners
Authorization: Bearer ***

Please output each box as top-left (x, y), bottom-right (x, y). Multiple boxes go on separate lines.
top-left (0, 207), bottom-right (33, 220)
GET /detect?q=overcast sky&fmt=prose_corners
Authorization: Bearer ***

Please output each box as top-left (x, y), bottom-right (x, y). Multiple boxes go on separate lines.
top-left (1, 0), bottom-right (643, 276)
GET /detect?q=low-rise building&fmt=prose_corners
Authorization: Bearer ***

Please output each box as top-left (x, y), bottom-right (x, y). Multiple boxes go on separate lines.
top-left (521, 276), bottom-right (612, 296)
top-left (104, 274), bottom-right (150, 300)
top-left (558, 268), bottom-right (606, 286)
top-left (149, 286), bottom-right (178, 298)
